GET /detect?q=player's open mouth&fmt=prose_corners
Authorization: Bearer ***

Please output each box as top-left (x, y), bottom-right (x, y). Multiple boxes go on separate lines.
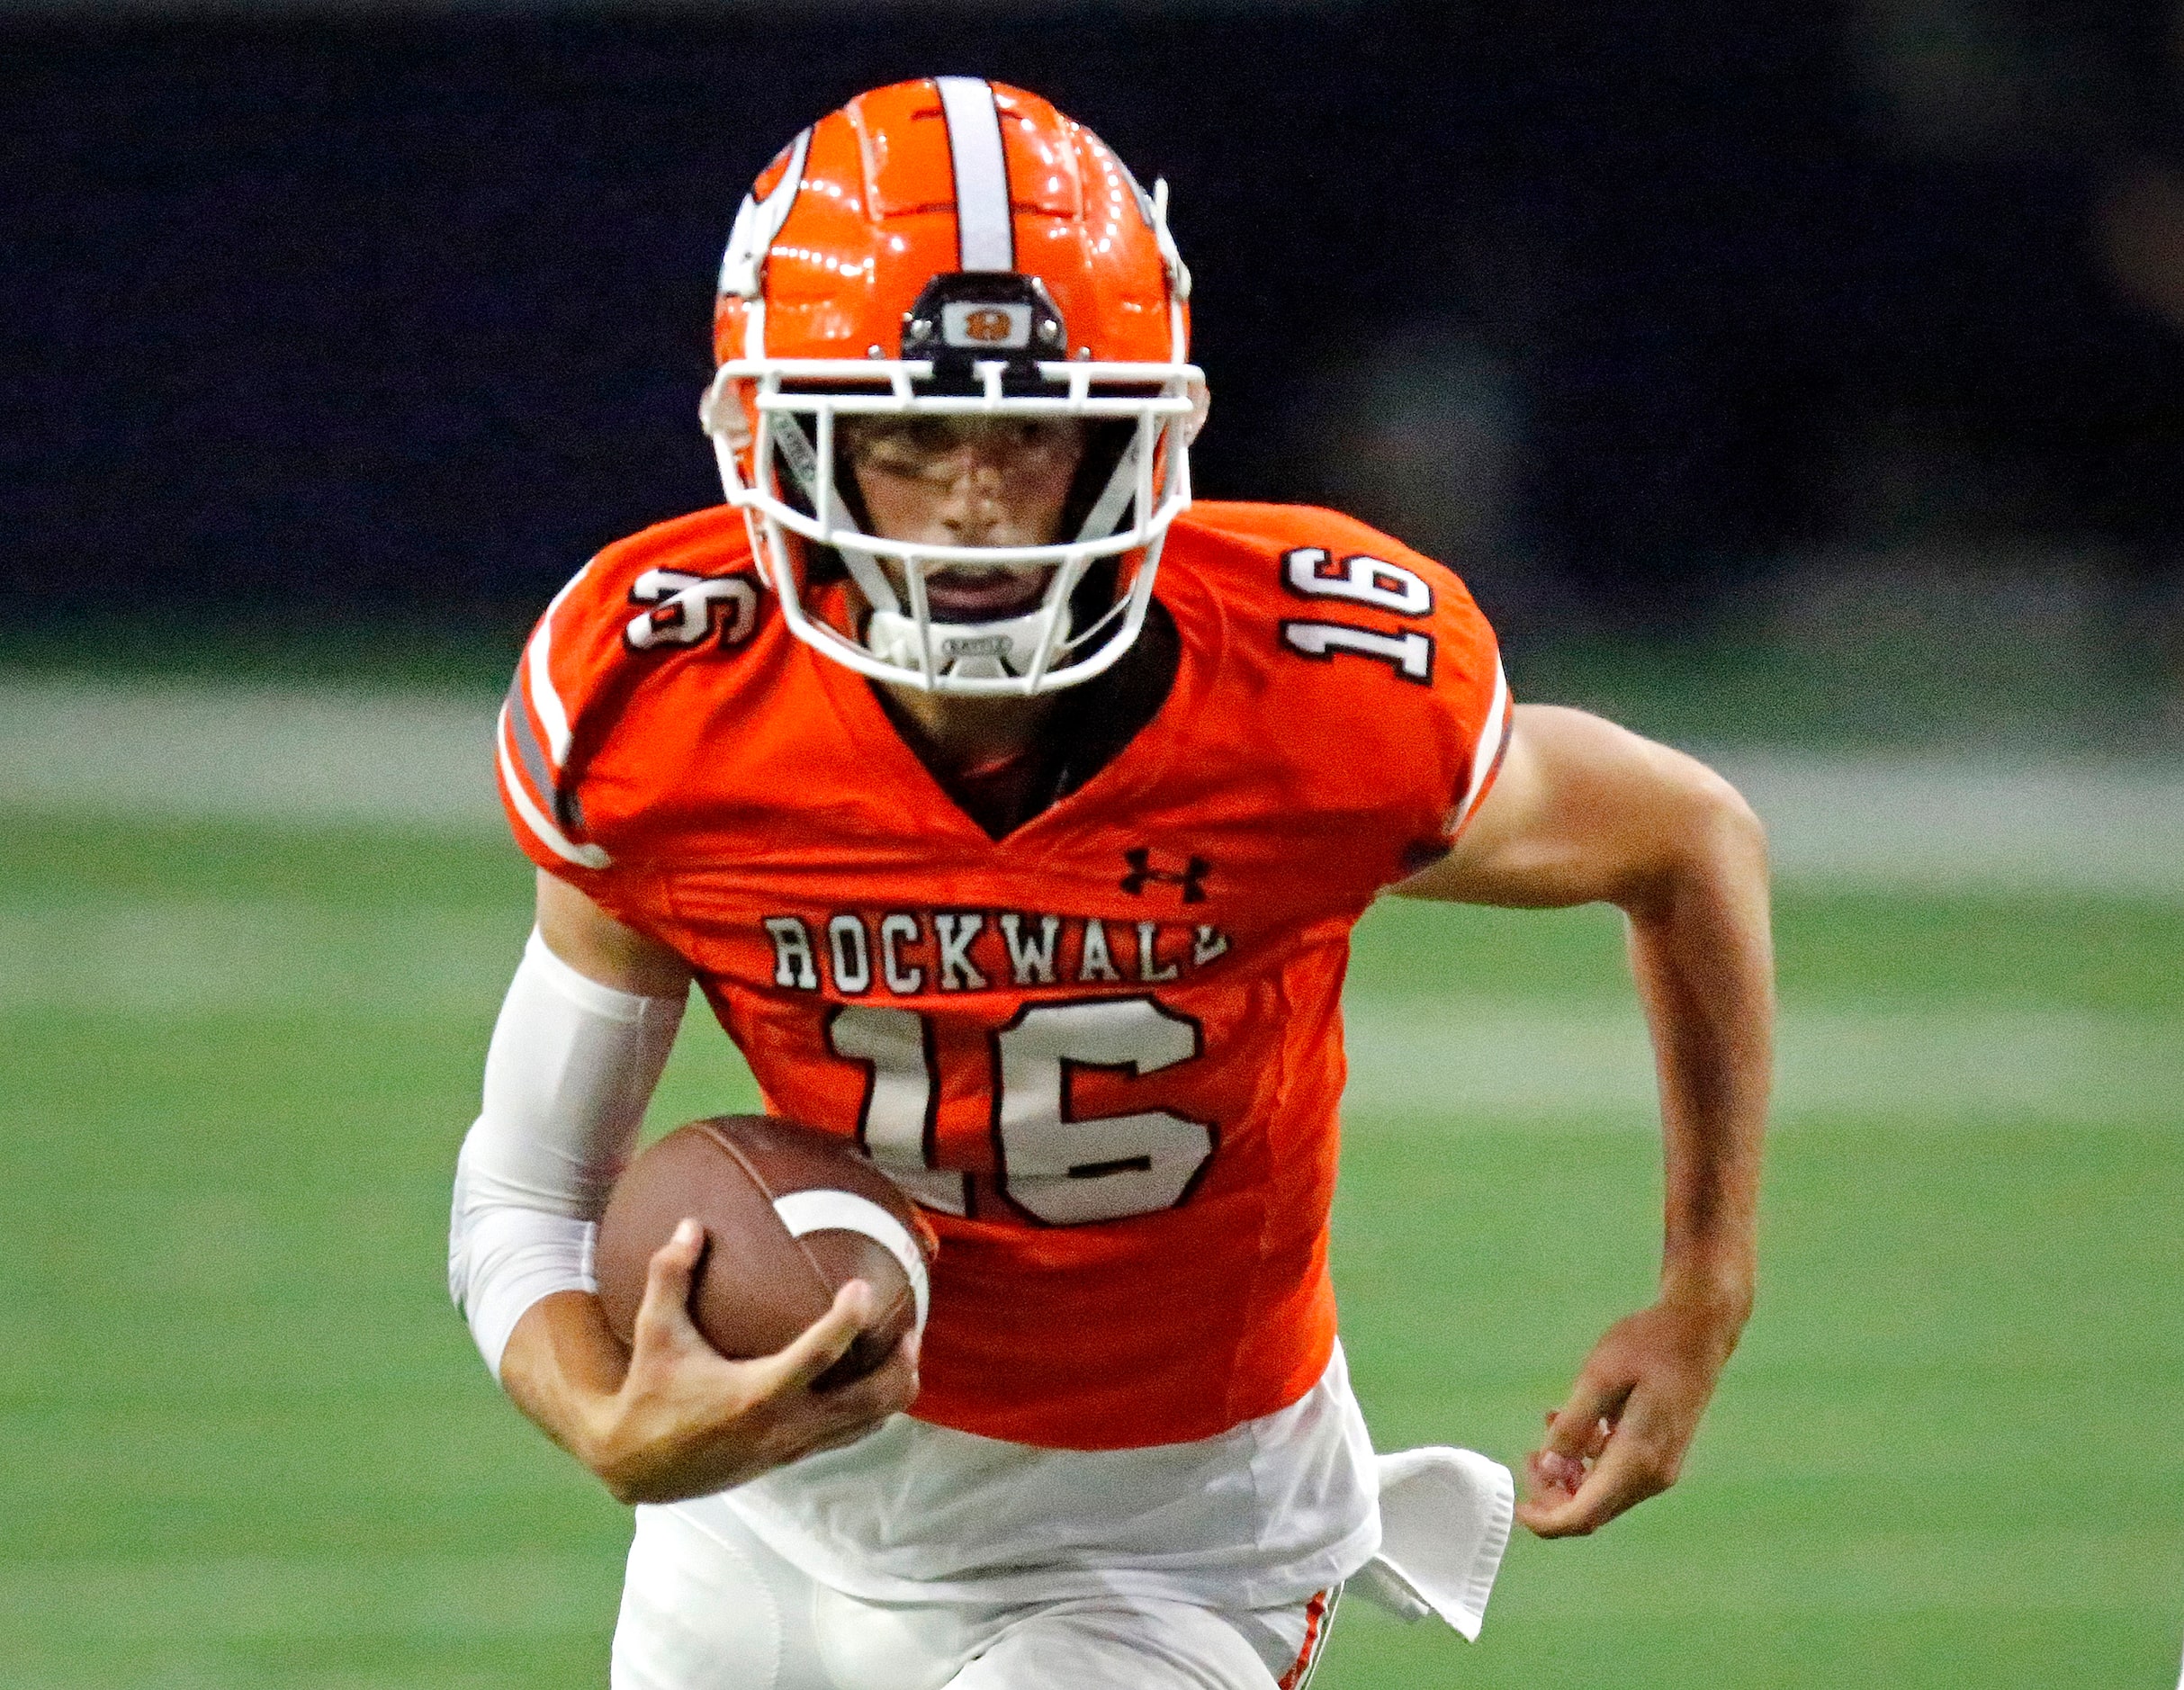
top-left (921, 566), bottom-right (1053, 623)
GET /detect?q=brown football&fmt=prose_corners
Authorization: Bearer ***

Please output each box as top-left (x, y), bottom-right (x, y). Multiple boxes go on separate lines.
top-left (594, 1115), bottom-right (936, 1390)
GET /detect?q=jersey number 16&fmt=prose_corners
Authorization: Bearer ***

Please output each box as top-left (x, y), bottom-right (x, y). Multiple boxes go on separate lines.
top-left (826, 999), bottom-right (1215, 1227)
top-left (1277, 546), bottom-right (1435, 683)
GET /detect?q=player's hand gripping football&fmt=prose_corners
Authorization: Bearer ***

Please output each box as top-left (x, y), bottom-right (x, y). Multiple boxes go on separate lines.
top-left (581, 1219), bottom-right (919, 1506)
top-left (1514, 1292), bottom-right (1745, 1537)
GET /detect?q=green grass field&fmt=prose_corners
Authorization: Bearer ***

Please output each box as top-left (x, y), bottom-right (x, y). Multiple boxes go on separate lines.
top-left (4, 811), bottom-right (2180, 1688)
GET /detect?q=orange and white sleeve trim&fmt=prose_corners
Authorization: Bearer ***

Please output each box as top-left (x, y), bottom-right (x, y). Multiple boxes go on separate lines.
top-left (1445, 660), bottom-right (1511, 838)
top-left (497, 563), bottom-right (612, 870)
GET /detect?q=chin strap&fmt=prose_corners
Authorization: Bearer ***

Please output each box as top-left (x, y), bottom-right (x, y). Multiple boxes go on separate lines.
top-left (865, 600), bottom-right (1073, 683)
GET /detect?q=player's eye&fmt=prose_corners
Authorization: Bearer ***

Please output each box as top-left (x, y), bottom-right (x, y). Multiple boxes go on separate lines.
top-left (848, 419), bottom-right (951, 469)
top-left (1013, 419), bottom-right (1079, 454)
top-left (849, 418), bottom-right (1083, 477)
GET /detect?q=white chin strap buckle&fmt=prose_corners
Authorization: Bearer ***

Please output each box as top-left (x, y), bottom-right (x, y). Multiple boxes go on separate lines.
top-left (866, 603), bottom-right (1071, 683)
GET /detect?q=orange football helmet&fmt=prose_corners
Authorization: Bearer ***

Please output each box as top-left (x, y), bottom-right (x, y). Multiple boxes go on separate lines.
top-left (698, 77), bottom-right (1203, 694)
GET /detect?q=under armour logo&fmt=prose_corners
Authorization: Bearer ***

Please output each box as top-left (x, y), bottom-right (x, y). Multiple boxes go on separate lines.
top-left (1119, 848), bottom-right (1209, 903)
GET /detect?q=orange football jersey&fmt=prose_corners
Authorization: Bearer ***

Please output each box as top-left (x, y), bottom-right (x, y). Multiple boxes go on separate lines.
top-left (498, 502), bottom-right (1510, 1450)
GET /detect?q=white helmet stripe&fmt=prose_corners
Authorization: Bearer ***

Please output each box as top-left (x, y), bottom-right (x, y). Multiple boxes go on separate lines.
top-left (935, 76), bottom-right (1013, 272)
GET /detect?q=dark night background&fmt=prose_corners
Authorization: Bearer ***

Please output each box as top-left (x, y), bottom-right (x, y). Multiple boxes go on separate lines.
top-left (8, 0), bottom-right (2184, 694)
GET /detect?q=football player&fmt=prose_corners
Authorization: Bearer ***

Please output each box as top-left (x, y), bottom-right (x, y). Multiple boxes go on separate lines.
top-left (449, 77), bottom-right (1771, 1690)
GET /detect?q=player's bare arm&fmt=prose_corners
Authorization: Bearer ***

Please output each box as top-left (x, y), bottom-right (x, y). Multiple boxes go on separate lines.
top-left (1398, 703), bottom-right (1772, 1538)
top-left (494, 875), bottom-right (919, 1505)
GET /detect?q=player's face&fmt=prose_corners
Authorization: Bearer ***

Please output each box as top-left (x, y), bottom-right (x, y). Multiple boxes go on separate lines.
top-left (845, 417), bottom-right (1087, 622)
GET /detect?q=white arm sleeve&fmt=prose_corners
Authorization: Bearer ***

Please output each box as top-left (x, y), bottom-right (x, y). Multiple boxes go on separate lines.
top-left (449, 927), bottom-right (687, 1380)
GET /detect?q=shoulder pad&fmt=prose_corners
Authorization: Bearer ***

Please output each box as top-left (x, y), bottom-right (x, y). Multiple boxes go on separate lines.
top-left (1176, 501), bottom-right (1512, 844)
top-left (497, 508), bottom-right (760, 872)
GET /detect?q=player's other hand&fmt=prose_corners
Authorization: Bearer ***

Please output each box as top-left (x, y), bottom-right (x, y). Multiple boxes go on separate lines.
top-left (585, 1219), bottom-right (919, 1506)
top-left (1515, 1293), bottom-right (1745, 1538)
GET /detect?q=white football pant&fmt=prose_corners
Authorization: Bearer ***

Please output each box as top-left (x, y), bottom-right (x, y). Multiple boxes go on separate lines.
top-left (611, 1504), bottom-right (1335, 1690)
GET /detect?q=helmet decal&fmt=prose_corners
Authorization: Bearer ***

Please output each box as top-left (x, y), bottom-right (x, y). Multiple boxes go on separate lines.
top-left (718, 128), bottom-right (812, 302)
top-left (952, 304), bottom-right (1028, 346)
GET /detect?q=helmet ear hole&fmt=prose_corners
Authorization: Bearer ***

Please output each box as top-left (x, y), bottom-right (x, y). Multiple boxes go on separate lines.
top-left (701, 371), bottom-right (753, 450)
